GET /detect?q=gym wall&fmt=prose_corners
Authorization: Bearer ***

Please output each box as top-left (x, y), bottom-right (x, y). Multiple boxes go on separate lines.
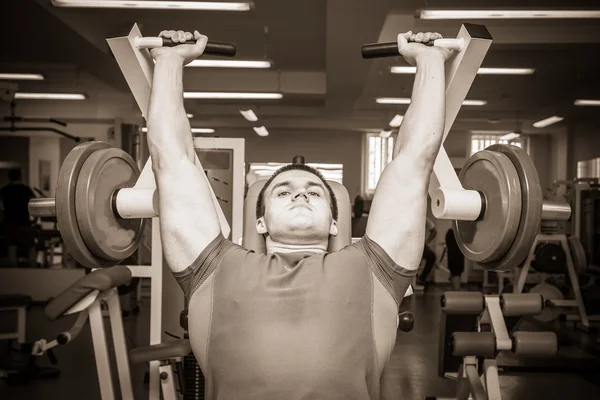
top-left (567, 119), bottom-right (600, 178)
top-left (0, 137), bottom-right (29, 187)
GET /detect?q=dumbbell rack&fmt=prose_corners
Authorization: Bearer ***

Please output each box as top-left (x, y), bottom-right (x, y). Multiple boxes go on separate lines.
top-left (514, 233), bottom-right (597, 329)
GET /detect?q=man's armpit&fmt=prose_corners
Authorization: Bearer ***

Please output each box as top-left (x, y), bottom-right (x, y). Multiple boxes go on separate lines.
top-left (172, 234), bottom-right (232, 299)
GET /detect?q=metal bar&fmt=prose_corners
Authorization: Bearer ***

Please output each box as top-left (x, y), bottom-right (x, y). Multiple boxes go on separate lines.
top-left (483, 359), bottom-right (501, 400)
top-left (429, 24), bottom-right (493, 219)
top-left (560, 235), bottom-right (590, 327)
top-left (106, 289), bottom-right (135, 400)
top-left (541, 201), bottom-right (571, 221)
top-left (158, 365), bottom-right (178, 400)
top-left (484, 296), bottom-right (511, 351)
top-left (89, 299), bottom-right (116, 400)
top-left (149, 218), bottom-right (163, 400)
top-left (28, 198), bottom-right (56, 217)
top-left (0, 127), bottom-right (81, 142)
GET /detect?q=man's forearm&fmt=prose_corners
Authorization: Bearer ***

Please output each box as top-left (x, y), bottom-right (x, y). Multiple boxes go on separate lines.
top-left (393, 55), bottom-right (446, 167)
top-left (147, 55), bottom-right (194, 168)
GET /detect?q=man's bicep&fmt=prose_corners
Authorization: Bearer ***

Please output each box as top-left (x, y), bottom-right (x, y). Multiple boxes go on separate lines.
top-left (366, 155), bottom-right (430, 270)
top-left (155, 160), bottom-right (222, 272)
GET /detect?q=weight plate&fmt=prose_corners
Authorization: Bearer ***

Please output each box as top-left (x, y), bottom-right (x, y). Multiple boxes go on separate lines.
top-left (478, 144), bottom-right (544, 271)
top-left (529, 282), bottom-right (563, 322)
top-left (453, 150), bottom-right (522, 263)
top-left (568, 235), bottom-right (588, 275)
top-left (55, 141), bottom-right (116, 268)
top-left (532, 242), bottom-right (566, 274)
top-left (75, 147), bottom-right (146, 262)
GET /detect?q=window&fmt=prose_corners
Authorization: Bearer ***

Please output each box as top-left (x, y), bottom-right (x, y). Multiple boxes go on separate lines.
top-left (470, 135), bottom-right (529, 156)
top-left (364, 133), bottom-right (394, 195)
top-left (247, 162), bottom-right (343, 187)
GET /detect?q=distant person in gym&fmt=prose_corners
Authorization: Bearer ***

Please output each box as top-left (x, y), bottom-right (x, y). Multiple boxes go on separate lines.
top-left (417, 216), bottom-right (438, 286)
top-left (0, 169), bottom-right (36, 265)
top-left (445, 228), bottom-right (465, 291)
top-left (147, 29), bottom-right (451, 399)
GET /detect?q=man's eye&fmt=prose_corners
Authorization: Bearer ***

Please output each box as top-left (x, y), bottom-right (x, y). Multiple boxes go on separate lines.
top-left (308, 191), bottom-right (320, 196)
top-left (278, 191), bottom-right (290, 197)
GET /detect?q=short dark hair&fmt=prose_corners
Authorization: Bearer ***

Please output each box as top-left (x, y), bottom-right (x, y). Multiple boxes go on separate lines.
top-left (8, 168), bottom-right (21, 182)
top-left (256, 164), bottom-right (338, 221)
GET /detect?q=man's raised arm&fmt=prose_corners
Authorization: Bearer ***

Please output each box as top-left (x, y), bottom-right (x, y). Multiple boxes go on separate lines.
top-left (147, 30), bottom-right (221, 272)
top-left (366, 31), bottom-right (452, 269)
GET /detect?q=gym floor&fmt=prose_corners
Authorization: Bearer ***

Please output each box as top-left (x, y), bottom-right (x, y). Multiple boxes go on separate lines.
top-left (2, 286), bottom-right (600, 400)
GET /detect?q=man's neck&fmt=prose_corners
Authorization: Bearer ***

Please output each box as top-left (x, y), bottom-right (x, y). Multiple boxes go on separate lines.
top-left (265, 236), bottom-right (328, 254)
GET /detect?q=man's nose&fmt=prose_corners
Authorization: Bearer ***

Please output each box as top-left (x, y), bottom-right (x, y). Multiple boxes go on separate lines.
top-left (293, 191), bottom-right (308, 201)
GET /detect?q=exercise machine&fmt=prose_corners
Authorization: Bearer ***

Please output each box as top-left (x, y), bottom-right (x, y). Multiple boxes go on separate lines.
top-left (428, 291), bottom-right (558, 399)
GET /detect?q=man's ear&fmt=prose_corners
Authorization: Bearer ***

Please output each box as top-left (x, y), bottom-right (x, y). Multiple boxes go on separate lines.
top-left (329, 219), bottom-right (338, 236)
top-left (256, 217), bottom-right (268, 235)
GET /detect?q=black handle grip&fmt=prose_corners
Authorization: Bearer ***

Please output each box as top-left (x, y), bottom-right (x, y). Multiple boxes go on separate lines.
top-left (398, 311), bottom-right (414, 332)
top-left (57, 333), bottom-right (69, 345)
top-left (162, 38), bottom-right (236, 57)
top-left (361, 42), bottom-right (399, 59)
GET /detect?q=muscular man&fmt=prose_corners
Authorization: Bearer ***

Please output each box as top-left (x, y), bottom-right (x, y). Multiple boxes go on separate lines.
top-left (148, 29), bottom-right (451, 399)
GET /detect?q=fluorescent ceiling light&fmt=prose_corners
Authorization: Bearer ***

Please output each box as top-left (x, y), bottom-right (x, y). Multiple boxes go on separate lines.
top-left (376, 97), bottom-right (486, 106)
top-left (142, 127), bottom-right (215, 134)
top-left (418, 9), bottom-right (600, 19)
top-left (51, 0), bottom-right (251, 11)
top-left (254, 126), bottom-right (269, 137)
top-left (533, 116), bottom-right (563, 128)
top-left (379, 130), bottom-right (392, 138)
top-left (376, 98), bottom-right (411, 105)
top-left (389, 114), bottom-right (404, 128)
top-left (500, 132), bottom-right (521, 140)
top-left (462, 100), bottom-right (487, 106)
top-left (186, 113), bottom-right (194, 118)
top-left (574, 99), bottom-right (600, 106)
top-left (0, 73), bottom-right (44, 80)
top-left (391, 66), bottom-right (534, 75)
top-left (470, 130), bottom-right (512, 135)
top-left (191, 128), bottom-right (215, 134)
top-left (14, 92), bottom-right (86, 100)
top-left (185, 92), bottom-right (282, 100)
top-left (240, 109), bottom-right (258, 122)
top-left (477, 68), bottom-right (535, 75)
top-left (187, 60), bottom-right (271, 68)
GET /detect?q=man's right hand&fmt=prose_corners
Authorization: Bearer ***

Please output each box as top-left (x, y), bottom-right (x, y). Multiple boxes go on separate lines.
top-left (396, 31), bottom-right (452, 66)
top-left (150, 30), bottom-right (208, 66)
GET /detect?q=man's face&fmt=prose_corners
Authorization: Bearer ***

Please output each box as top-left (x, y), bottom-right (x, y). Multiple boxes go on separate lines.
top-left (256, 169), bottom-right (337, 244)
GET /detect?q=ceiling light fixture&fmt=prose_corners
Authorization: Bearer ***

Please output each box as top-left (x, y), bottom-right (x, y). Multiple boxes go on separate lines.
top-left (574, 99), bottom-right (600, 106)
top-left (185, 92), bottom-right (282, 100)
top-left (470, 130), bottom-right (513, 135)
top-left (0, 73), bottom-right (44, 80)
top-left (379, 130), bottom-right (392, 138)
top-left (14, 92), bottom-right (86, 100)
top-left (187, 60), bottom-right (271, 68)
top-left (500, 132), bottom-right (521, 140)
top-left (533, 116), bottom-right (563, 128)
top-left (186, 113), bottom-right (194, 118)
top-left (417, 9), bottom-right (600, 20)
top-left (51, 0), bottom-right (251, 11)
top-left (377, 97), bottom-right (486, 106)
top-left (388, 114), bottom-right (404, 128)
top-left (240, 109), bottom-right (258, 121)
top-left (254, 126), bottom-right (269, 137)
top-left (142, 127), bottom-right (215, 134)
top-left (390, 66), bottom-right (535, 75)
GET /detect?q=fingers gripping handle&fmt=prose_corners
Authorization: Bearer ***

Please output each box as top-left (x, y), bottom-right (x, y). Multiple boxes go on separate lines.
top-left (361, 37), bottom-right (464, 59)
top-left (135, 37), bottom-right (237, 57)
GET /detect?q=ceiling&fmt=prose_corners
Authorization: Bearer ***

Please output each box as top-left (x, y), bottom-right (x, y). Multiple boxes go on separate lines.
top-left (1, 0), bottom-right (600, 136)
